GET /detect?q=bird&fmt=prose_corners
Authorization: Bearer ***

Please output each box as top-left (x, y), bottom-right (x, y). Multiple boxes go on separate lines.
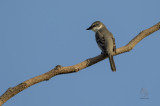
top-left (86, 21), bottom-right (116, 72)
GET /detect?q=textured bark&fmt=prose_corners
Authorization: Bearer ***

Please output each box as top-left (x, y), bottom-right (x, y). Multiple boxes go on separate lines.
top-left (0, 22), bottom-right (160, 105)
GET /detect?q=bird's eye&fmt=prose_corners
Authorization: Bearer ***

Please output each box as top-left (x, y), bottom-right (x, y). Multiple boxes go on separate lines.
top-left (92, 25), bottom-right (96, 27)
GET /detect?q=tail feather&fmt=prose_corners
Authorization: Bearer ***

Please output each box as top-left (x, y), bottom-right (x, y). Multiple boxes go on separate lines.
top-left (108, 55), bottom-right (116, 72)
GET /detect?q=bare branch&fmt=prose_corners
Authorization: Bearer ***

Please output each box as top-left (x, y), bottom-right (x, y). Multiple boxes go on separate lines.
top-left (0, 22), bottom-right (160, 105)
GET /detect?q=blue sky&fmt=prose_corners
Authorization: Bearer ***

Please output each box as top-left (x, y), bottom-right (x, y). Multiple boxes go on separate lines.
top-left (0, 0), bottom-right (160, 106)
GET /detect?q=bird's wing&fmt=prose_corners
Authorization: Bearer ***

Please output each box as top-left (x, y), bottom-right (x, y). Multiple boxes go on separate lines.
top-left (95, 32), bottom-right (106, 53)
top-left (112, 37), bottom-right (116, 53)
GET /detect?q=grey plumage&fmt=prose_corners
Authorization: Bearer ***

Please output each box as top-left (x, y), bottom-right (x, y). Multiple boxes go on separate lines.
top-left (87, 21), bottom-right (116, 72)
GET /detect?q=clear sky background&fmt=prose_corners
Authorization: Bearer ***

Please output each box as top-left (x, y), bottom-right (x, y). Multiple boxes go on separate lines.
top-left (0, 0), bottom-right (160, 106)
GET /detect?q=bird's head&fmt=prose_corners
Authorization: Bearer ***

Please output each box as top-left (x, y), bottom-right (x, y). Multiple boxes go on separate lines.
top-left (86, 21), bottom-right (104, 32)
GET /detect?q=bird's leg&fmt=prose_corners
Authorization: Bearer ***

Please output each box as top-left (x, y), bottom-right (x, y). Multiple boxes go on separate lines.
top-left (101, 51), bottom-right (108, 56)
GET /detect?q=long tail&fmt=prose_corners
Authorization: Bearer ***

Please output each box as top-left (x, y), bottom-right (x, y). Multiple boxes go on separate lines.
top-left (108, 55), bottom-right (116, 72)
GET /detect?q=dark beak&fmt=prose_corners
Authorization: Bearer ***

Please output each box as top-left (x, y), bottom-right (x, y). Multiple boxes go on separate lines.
top-left (86, 26), bottom-right (93, 30)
